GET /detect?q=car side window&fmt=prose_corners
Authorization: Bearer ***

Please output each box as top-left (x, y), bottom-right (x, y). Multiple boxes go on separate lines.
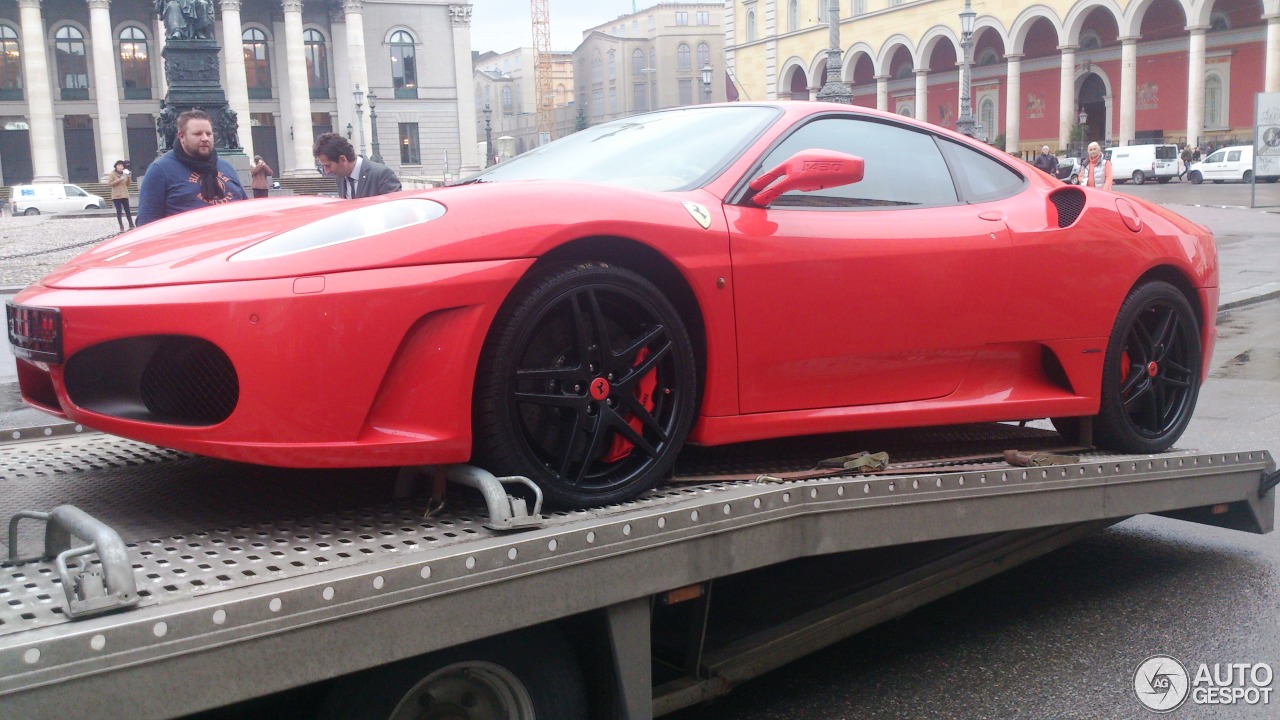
top-left (65, 185), bottom-right (85, 197)
top-left (1227, 150), bottom-right (1241, 162)
top-left (1207, 151), bottom-right (1225, 163)
top-left (751, 117), bottom-right (957, 208)
top-left (936, 138), bottom-right (1025, 203)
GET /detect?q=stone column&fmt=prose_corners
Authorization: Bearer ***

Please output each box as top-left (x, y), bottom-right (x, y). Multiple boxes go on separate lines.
top-left (1118, 38), bottom-right (1138, 146)
top-left (1058, 45), bottom-right (1076, 151)
top-left (1264, 13), bottom-right (1280, 93)
top-left (18, 0), bottom-right (62, 182)
top-left (1003, 54), bottom-right (1021, 152)
top-left (220, 0), bottom-right (253, 157)
top-left (1186, 26), bottom-right (1207, 149)
top-left (875, 75), bottom-right (888, 111)
top-left (914, 69), bottom-right (928, 122)
top-left (154, 16), bottom-right (168, 98)
top-left (88, 0), bottom-right (125, 172)
top-left (343, 0), bottom-right (371, 150)
top-left (281, 0), bottom-right (317, 174)
top-left (451, 5), bottom-right (479, 173)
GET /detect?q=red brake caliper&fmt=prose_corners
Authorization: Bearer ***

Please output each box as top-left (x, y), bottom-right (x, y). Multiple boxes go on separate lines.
top-left (601, 347), bottom-right (656, 463)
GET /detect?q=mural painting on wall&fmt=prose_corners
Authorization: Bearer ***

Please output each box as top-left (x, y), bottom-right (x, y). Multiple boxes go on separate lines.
top-left (1137, 82), bottom-right (1159, 111)
top-left (1025, 93), bottom-right (1044, 119)
top-left (937, 103), bottom-right (954, 128)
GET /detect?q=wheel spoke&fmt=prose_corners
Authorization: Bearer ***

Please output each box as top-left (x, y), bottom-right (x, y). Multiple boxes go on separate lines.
top-left (611, 325), bottom-right (665, 370)
top-left (515, 366), bottom-right (582, 383)
top-left (1120, 366), bottom-right (1148, 397)
top-left (1152, 310), bottom-right (1179, 359)
top-left (1122, 377), bottom-right (1153, 409)
top-left (1150, 382), bottom-right (1167, 430)
top-left (568, 293), bottom-right (601, 369)
top-left (585, 289), bottom-right (613, 364)
top-left (568, 411), bottom-right (610, 486)
top-left (513, 390), bottom-right (585, 410)
top-left (606, 408), bottom-right (659, 459)
top-left (616, 391), bottom-right (669, 440)
top-left (1128, 320), bottom-right (1155, 362)
top-left (1163, 358), bottom-right (1191, 376)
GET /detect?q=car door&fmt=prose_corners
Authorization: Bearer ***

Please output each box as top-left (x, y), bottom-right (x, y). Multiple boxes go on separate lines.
top-left (724, 115), bottom-right (1015, 414)
top-left (63, 184), bottom-right (90, 211)
top-left (1224, 149), bottom-right (1244, 180)
top-left (1201, 150), bottom-right (1226, 180)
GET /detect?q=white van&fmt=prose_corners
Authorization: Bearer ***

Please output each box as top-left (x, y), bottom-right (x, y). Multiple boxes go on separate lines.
top-left (9, 184), bottom-right (107, 215)
top-left (1187, 145), bottom-right (1278, 184)
top-left (1104, 144), bottom-right (1180, 185)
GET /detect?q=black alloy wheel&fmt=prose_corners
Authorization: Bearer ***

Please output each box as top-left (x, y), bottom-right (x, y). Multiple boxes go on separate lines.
top-left (474, 263), bottom-right (697, 508)
top-left (1089, 281), bottom-right (1202, 453)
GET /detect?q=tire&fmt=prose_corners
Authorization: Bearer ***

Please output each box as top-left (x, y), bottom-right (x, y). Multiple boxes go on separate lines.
top-left (1189, 172), bottom-right (1203, 185)
top-left (473, 262), bottom-right (698, 509)
top-left (1132, 170), bottom-right (1146, 185)
top-left (1089, 281), bottom-right (1202, 453)
top-left (1212, 179), bottom-right (1224, 184)
top-left (22, 207), bottom-right (38, 216)
top-left (1157, 177), bottom-right (1170, 184)
top-left (1243, 170), bottom-right (1253, 183)
top-left (85, 204), bottom-right (98, 210)
top-left (317, 626), bottom-right (587, 720)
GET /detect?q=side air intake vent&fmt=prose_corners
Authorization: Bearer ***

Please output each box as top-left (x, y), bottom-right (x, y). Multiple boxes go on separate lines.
top-left (1050, 188), bottom-right (1086, 228)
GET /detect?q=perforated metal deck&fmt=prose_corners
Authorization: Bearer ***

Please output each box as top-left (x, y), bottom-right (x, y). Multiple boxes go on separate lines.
top-left (0, 427), bottom-right (1273, 720)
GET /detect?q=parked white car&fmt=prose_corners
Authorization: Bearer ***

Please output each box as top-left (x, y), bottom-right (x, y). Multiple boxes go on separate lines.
top-left (1105, 144), bottom-right (1179, 185)
top-left (1187, 145), bottom-right (1279, 184)
top-left (10, 184), bottom-right (107, 215)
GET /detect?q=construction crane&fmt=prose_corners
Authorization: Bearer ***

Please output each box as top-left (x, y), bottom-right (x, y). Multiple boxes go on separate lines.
top-left (531, 0), bottom-right (553, 144)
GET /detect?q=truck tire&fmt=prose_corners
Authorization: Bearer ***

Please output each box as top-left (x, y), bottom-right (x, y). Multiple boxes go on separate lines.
top-left (317, 626), bottom-right (588, 720)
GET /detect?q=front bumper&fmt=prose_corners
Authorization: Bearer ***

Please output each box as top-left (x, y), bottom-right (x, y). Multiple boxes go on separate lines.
top-left (11, 259), bottom-right (533, 467)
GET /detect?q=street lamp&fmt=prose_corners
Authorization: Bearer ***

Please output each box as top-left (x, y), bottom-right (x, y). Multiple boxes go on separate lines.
top-left (352, 84), bottom-right (366, 156)
top-left (956, 0), bottom-right (977, 137)
top-left (368, 92), bottom-right (383, 164)
top-left (483, 102), bottom-right (494, 167)
top-left (1077, 107), bottom-right (1089, 157)
top-left (345, 122), bottom-right (353, 140)
top-left (815, 0), bottom-right (853, 103)
top-left (701, 63), bottom-right (713, 103)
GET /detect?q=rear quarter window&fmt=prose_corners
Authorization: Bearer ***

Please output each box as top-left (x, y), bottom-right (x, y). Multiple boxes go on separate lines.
top-left (1227, 150), bottom-right (1242, 161)
top-left (937, 138), bottom-right (1026, 203)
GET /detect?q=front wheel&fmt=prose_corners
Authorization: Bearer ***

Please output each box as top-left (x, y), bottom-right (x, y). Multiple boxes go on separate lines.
top-left (22, 207), bottom-right (38, 216)
top-left (317, 627), bottom-right (587, 720)
top-left (1189, 171), bottom-right (1203, 185)
top-left (84, 204), bottom-right (98, 210)
top-left (473, 262), bottom-right (698, 508)
top-left (1132, 170), bottom-right (1146, 185)
top-left (1089, 281), bottom-right (1202, 453)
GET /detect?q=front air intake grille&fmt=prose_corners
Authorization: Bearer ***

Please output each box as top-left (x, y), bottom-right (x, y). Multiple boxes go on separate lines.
top-left (65, 336), bottom-right (239, 427)
top-left (140, 338), bottom-right (239, 425)
top-left (1050, 188), bottom-right (1086, 228)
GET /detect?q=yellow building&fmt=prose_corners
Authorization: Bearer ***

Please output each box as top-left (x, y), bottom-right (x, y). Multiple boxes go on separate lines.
top-left (727, 0), bottom-right (1280, 154)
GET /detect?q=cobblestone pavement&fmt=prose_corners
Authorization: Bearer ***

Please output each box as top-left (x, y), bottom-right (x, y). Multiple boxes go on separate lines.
top-left (0, 214), bottom-right (121, 287)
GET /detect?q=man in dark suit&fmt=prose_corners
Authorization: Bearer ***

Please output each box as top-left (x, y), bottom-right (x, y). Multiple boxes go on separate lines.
top-left (312, 132), bottom-right (401, 198)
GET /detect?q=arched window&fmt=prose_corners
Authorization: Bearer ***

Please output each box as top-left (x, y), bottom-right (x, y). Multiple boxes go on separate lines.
top-left (608, 50), bottom-right (615, 81)
top-left (677, 43), bottom-right (691, 71)
top-left (1204, 74), bottom-right (1223, 129)
top-left (1079, 31), bottom-right (1102, 50)
top-left (55, 26), bottom-right (88, 98)
top-left (894, 63), bottom-right (913, 80)
top-left (304, 29), bottom-right (328, 98)
top-left (632, 49), bottom-right (644, 75)
top-left (698, 43), bottom-right (710, 71)
top-left (0, 25), bottom-right (23, 99)
top-left (118, 27), bottom-right (151, 99)
top-left (591, 54), bottom-right (602, 83)
top-left (746, 11), bottom-right (757, 42)
top-left (788, 0), bottom-right (799, 31)
top-left (501, 86), bottom-right (512, 114)
top-left (243, 28), bottom-right (271, 98)
top-left (980, 97), bottom-right (996, 140)
top-left (1210, 10), bottom-right (1231, 32)
top-left (390, 30), bottom-right (417, 96)
top-left (977, 48), bottom-right (1000, 66)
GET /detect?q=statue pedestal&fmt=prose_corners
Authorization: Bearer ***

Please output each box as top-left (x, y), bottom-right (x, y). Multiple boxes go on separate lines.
top-left (158, 40), bottom-right (241, 155)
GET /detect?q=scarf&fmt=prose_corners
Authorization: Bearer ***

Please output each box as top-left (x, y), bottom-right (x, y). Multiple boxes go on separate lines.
top-left (173, 141), bottom-right (226, 201)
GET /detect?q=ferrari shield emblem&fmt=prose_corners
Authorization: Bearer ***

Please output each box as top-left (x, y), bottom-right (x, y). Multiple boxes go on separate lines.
top-left (682, 202), bottom-right (712, 230)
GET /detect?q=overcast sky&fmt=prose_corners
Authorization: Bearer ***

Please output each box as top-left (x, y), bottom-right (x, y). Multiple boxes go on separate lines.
top-left (471, 0), bottom-right (643, 53)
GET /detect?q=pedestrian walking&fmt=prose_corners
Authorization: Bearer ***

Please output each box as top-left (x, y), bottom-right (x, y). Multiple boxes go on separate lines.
top-left (250, 155), bottom-right (274, 198)
top-left (313, 133), bottom-right (401, 199)
top-left (1080, 141), bottom-right (1113, 190)
top-left (107, 160), bottom-right (135, 231)
top-left (137, 109), bottom-right (247, 225)
top-left (1032, 146), bottom-right (1057, 175)
top-left (1179, 145), bottom-right (1194, 181)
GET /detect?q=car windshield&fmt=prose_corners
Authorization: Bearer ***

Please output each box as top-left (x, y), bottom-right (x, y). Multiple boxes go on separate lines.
top-left (464, 105), bottom-right (781, 191)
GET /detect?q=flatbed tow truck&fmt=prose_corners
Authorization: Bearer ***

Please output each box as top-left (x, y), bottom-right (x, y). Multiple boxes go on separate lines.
top-left (0, 421), bottom-right (1274, 720)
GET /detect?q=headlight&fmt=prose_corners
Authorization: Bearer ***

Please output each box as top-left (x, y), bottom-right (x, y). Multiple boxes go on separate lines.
top-left (231, 198), bottom-right (446, 261)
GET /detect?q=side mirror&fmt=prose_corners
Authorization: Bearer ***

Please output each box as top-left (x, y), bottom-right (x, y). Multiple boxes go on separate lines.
top-left (748, 150), bottom-right (865, 207)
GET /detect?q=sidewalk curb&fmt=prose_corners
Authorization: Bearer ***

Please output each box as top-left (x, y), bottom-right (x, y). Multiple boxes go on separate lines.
top-left (1218, 289), bottom-right (1280, 314)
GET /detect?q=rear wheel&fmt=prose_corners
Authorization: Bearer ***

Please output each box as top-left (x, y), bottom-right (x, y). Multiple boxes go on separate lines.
top-left (84, 204), bottom-right (98, 210)
top-left (473, 262), bottom-right (698, 509)
top-left (1189, 171), bottom-right (1203, 184)
top-left (1243, 170), bottom-right (1253, 183)
top-left (1157, 177), bottom-right (1170, 184)
top-left (1089, 281), bottom-right (1202, 453)
top-left (1132, 170), bottom-right (1146, 185)
top-left (22, 207), bottom-right (38, 216)
top-left (317, 627), bottom-right (587, 720)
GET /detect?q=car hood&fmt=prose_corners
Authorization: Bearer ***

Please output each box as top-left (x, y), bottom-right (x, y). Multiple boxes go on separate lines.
top-left (38, 182), bottom-right (718, 290)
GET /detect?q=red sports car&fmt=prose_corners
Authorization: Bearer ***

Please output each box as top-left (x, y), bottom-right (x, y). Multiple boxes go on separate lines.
top-left (7, 103), bottom-right (1215, 508)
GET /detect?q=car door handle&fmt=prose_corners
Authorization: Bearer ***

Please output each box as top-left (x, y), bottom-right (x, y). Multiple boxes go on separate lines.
top-left (978, 211), bottom-right (1004, 221)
